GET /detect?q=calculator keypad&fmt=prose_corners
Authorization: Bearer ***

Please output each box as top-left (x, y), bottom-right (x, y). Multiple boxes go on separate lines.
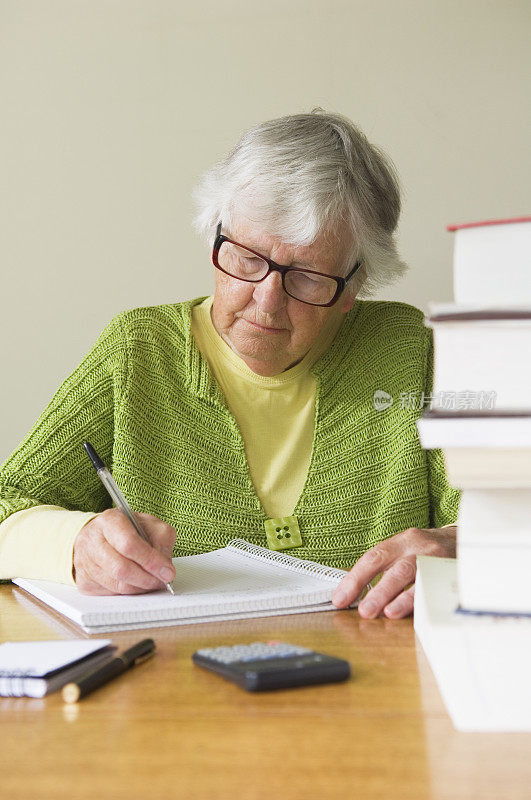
top-left (195, 641), bottom-right (312, 665)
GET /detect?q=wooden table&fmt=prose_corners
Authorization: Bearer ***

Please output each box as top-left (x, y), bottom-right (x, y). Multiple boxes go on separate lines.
top-left (2, 584), bottom-right (531, 800)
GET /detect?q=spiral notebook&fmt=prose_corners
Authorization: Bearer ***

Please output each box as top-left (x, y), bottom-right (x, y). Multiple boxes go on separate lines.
top-left (13, 539), bottom-right (354, 633)
top-left (0, 640), bottom-right (114, 697)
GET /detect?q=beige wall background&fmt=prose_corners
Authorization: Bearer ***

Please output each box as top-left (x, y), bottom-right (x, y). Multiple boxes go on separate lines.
top-left (1, 0), bottom-right (529, 462)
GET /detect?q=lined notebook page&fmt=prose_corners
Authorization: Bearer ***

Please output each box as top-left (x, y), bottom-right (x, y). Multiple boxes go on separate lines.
top-left (13, 540), bottom-right (347, 631)
top-left (169, 546), bottom-right (342, 597)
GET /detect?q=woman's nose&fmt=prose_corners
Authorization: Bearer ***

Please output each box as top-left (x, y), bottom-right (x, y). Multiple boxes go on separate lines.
top-left (252, 269), bottom-right (287, 313)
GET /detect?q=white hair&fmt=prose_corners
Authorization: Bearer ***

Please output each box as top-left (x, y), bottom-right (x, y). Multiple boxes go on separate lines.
top-left (192, 110), bottom-right (407, 296)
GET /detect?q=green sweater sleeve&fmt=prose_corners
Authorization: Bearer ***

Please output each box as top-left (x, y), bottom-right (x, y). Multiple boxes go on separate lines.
top-left (424, 326), bottom-right (461, 528)
top-left (0, 314), bottom-right (128, 526)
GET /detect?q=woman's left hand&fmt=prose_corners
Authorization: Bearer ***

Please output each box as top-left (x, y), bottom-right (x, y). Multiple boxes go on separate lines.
top-left (332, 526), bottom-right (457, 619)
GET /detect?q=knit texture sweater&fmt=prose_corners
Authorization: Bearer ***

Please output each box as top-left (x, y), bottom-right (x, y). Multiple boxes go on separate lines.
top-left (0, 298), bottom-right (460, 571)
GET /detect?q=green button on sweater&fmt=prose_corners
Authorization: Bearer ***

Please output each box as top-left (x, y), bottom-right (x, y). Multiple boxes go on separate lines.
top-left (0, 297), bottom-right (459, 571)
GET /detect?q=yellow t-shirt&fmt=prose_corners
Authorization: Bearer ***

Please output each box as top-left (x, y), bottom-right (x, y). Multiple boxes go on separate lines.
top-left (191, 296), bottom-right (344, 518)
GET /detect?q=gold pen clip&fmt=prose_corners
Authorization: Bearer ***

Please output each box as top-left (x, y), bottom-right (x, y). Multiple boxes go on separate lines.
top-left (134, 650), bottom-right (156, 666)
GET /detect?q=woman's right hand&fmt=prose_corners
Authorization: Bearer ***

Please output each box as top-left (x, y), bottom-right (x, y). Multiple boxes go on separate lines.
top-left (73, 508), bottom-right (177, 595)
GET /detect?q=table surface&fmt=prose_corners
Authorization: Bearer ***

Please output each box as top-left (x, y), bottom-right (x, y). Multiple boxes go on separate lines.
top-left (2, 584), bottom-right (531, 800)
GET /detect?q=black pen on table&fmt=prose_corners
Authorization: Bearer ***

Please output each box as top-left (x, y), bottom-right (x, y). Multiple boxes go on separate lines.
top-left (62, 638), bottom-right (156, 703)
top-left (83, 441), bottom-right (175, 595)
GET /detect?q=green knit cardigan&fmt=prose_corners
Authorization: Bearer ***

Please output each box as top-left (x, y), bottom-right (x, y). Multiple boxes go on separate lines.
top-left (0, 297), bottom-right (459, 571)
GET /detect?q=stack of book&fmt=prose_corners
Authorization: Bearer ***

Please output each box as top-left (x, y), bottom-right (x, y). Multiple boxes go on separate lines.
top-left (414, 216), bottom-right (531, 731)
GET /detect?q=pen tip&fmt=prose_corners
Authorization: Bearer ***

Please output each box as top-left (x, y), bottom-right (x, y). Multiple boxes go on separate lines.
top-left (167, 583), bottom-right (175, 595)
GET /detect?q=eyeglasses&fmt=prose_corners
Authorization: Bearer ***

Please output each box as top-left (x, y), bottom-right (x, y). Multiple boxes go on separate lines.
top-left (212, 223), bottom-right (361, 307)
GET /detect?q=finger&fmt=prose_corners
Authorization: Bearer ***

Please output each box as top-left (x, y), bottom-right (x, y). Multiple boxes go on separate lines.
top-left (357, 557), bottom-right (417, 619)
top-left (383, 585), bottom-right (415, 619)
top-left (85, 535), bottom-right (169, 595)
top-left (332, 540), bottom-right (402, 608)
top-left (103, 514), bottom-right (176, 585)
top-left (77, 578), bottom-right (149, 596)
top-left (134, 513), bottom-right (177, 559)
top-left (73, 525), bottom-right (116, 594)
top-left (75, 573), bottom-right (111, 595)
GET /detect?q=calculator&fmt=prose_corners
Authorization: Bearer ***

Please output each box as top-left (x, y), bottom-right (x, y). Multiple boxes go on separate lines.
top-left (192, 641), bottom-right (351, 691)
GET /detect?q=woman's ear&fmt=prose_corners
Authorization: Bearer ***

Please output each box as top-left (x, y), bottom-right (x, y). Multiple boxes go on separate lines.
top-left (338, 292), bottom-right (357, 314)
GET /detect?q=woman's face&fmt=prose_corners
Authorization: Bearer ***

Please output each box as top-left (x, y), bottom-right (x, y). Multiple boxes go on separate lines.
top-left (211, 217), bottom-right (357, 376)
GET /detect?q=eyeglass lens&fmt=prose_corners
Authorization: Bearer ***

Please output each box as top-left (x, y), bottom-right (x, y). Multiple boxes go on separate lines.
top-left (217, 241), bottom-right (338, 305)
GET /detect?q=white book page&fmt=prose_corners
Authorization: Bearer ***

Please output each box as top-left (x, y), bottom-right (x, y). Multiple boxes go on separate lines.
top-left (414, 556), bottom-right (531, 731)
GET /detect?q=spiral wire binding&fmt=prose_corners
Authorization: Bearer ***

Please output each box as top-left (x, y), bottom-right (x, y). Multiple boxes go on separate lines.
top-left (0, 669), bottom-right (33, 697)
top-left (227, 539), bottom-right (347, 582)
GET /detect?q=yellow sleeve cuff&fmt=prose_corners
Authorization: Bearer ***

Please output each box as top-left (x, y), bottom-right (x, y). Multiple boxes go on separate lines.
top-left (0, 506), bottom-right (99, 585)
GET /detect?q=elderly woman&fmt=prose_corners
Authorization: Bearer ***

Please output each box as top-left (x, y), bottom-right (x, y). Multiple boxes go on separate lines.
top-left (0, 111), bottom-right (459, 619)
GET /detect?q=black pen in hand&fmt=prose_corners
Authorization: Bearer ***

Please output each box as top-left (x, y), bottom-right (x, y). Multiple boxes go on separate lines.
top-left (83, 441), bottom-right (175, 595)
top-left (62, 638), bottom-right (156, 703)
